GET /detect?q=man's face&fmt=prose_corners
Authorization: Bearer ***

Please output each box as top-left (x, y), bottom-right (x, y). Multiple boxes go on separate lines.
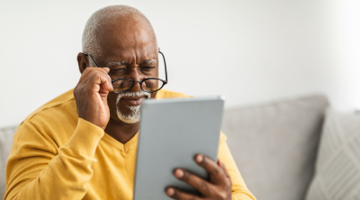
top-left (94, 17), bottom-right (158, 124)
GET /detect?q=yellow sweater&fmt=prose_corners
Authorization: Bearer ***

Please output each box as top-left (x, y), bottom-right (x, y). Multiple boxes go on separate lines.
top-left (5, 89), bottom-right (255, 200)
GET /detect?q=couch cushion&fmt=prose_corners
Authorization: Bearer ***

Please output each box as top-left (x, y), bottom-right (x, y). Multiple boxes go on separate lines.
top-left (0, 126), bottom-right (17, 199)
top-left (222, 95), bottom-right (329, 200)
top-left (305, 109), bottom-right (360, 200)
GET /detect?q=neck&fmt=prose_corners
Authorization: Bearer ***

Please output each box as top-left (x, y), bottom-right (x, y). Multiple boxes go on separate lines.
top-left (105, 118), bottom-right (139, 144)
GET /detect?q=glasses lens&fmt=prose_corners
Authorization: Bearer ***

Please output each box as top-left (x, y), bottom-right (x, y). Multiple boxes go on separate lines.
top-left (112, 79), bottom-right (133, 93)
top-left (142, 79), bottom-right (165, 92)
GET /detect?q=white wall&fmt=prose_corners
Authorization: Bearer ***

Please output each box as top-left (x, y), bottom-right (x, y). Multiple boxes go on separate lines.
top-left (333, 0), bottom-right (360, 112)
top-left (0, 0), bottom-right (359, 127)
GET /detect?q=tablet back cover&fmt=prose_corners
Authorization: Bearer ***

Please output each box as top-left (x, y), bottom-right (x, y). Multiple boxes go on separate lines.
top-left (133, 96), bottom-right (224, 200)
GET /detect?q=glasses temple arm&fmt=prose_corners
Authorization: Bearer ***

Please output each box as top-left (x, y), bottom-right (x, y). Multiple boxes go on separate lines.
top-left (83, 53), bottom-right (99, 68)
top-left (159, 51), bottom-right (168, 83)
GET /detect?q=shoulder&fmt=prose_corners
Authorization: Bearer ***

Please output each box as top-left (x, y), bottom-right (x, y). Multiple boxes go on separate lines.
top-left (16, 89), bottom-right (78, 148)
top-left (155, 89), bottom-right (192, 99)
top-left (25, 89), bottom-right (76, 121)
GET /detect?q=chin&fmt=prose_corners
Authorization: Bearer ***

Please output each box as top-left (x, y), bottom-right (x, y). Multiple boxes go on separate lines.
top-left (116, 105), bottom-right (141, 124)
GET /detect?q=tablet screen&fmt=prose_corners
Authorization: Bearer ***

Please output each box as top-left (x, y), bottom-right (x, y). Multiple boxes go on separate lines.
top-left (133, 96), bottom-right (224, 200)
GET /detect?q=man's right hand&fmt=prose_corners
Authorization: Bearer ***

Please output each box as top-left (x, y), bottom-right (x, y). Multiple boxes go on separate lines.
top-left (74, 67), bottom-right (113, 130)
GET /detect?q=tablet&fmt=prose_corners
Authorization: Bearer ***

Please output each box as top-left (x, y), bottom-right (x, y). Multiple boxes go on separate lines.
top-left (133, 96), bottom-right (225, 200)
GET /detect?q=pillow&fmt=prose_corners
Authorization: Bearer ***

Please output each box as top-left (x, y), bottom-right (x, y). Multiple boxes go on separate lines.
top-left (0, 125), bottom-right (17, 199)
top-left (305, 109), bottom-right (360, 200)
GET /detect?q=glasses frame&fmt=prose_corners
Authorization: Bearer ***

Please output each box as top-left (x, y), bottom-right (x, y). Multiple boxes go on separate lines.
top-left (83, 51), bottom-right (168, 94)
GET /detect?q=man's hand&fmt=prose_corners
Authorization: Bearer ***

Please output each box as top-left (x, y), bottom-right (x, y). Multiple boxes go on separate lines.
top-left (166, 154), bottom-right (232, 200)
top-left (74, 67), bottom-right (113, 130)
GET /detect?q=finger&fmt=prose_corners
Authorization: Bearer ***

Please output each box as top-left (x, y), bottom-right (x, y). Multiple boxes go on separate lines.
top-left (74, 70), bottom-right (99, 97)
top-left (81, 68), bottom-right (113, 93)
top-left (77, 67), bottom-right (98, 85)
top-left (78, 67), bottom-right (111, 86)
top-left (97, 68), bottom-right (113, 93)
top-left (101, 67), bottom-right (112, 83)
top-left (195, 154), bottom-right (227, 184)
top-left (218, 159), bottom-right (230, 179)
top-left (75, 67), bottom-right (94, 88)
top-left (166, 187), bottom-right (203, 200)
top-left (173, 169), bottom-right (215, 196)
top-left (102, 67), bottom-right (110, 73)
top-left (85, 73), bottom-right (112, 95)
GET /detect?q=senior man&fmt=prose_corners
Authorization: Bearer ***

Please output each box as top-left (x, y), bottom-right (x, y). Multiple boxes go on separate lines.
top-left (5, 5), bottom-right (255, 200)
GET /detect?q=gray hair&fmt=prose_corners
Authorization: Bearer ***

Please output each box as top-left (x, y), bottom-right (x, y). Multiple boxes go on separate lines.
top-left (82, 5), bottom-right (155, 57)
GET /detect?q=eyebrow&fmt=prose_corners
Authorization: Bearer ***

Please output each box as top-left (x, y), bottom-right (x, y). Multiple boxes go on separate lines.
top-left (141, 59), bottom-right (156, 65)
top-left (106, 59), bottom-right (157, 67)
top-left (106, 61), bottom-right (129, 67)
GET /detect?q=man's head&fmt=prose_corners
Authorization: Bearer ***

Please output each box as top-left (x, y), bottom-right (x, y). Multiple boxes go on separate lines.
top-left (77, 5), bottom-right (159, 124)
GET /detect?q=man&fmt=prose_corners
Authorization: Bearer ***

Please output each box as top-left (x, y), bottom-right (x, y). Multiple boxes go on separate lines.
top-left (5, 5), bottom-right (255, 200)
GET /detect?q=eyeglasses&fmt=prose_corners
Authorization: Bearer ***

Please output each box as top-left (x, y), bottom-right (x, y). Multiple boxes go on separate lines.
top-left (83, 51), bottom-right (168, 94)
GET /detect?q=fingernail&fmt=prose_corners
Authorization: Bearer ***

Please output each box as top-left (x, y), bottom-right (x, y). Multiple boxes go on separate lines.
top-left (167, 188), bottom-right (175, 196)
top-left (175, 169), bottom-right (184, 178)
top-left (196, 154), bottom-right (203, 163)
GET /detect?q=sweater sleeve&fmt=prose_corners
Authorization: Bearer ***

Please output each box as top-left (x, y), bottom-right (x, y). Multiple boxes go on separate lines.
top-left (218, 132), bottom-right (256, 200)
top-left (4, 118), bottom-right (104, 200)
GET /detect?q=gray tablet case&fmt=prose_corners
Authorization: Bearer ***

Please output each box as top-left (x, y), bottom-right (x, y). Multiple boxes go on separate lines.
top-left (133, 96), bottom-right (225, 200)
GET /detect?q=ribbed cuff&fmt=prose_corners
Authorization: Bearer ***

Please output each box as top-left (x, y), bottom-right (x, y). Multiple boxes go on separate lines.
top-left (65, 118), bottom-right (104, 157)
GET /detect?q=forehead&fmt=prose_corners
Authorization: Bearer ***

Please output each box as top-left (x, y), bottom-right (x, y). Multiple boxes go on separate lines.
top-left (97, 17), bottom-right (157, 59)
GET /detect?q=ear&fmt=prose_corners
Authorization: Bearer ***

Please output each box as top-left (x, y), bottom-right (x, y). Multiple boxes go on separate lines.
top-left (77, 52), bottom-right (89, 74)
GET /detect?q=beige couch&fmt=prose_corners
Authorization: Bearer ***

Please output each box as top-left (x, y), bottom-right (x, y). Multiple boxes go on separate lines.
top-left (0, 94), bottom-right (329, 200)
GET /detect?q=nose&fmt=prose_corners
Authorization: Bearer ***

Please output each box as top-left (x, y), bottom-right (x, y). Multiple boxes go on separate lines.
top-left (128, 69), bottom-right (143, 92)
top-left (132, 80), bottom-right (144, 92)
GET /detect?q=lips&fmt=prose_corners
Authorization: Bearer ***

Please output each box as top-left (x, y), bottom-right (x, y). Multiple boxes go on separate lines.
top-left (120, 96), bottom-right (147, 106)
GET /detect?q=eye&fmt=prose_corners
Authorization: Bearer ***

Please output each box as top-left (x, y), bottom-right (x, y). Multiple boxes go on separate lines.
top-left (114, 68), bottom-right (126, 72)
top-left (109, 68), bottom-right (127, 75)
top-left (141, 66), bottom-right (155, 72)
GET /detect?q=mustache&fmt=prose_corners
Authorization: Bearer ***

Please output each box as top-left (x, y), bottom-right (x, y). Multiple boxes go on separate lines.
top-left (116, 90), bottom-right (151, 103)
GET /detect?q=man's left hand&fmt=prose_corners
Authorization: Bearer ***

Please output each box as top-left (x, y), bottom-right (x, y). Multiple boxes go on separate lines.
top-left (166, 154), bottom-right (232, 200)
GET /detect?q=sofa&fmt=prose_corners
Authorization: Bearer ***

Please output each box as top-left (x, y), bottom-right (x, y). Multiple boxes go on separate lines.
top-left (0, 94), bottom-right (329, 199)
top-left (222, 95), bottom-right (329, 200)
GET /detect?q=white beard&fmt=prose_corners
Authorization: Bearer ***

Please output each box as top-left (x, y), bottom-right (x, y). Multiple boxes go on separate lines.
top-left (115, 91), bottom-right (151, 124)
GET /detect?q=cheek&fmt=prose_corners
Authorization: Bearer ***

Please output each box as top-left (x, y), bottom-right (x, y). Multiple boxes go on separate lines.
top-left (151, 92), bottom-right (157, 99)
top-left (107, 93), bottom-right (119, 109)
